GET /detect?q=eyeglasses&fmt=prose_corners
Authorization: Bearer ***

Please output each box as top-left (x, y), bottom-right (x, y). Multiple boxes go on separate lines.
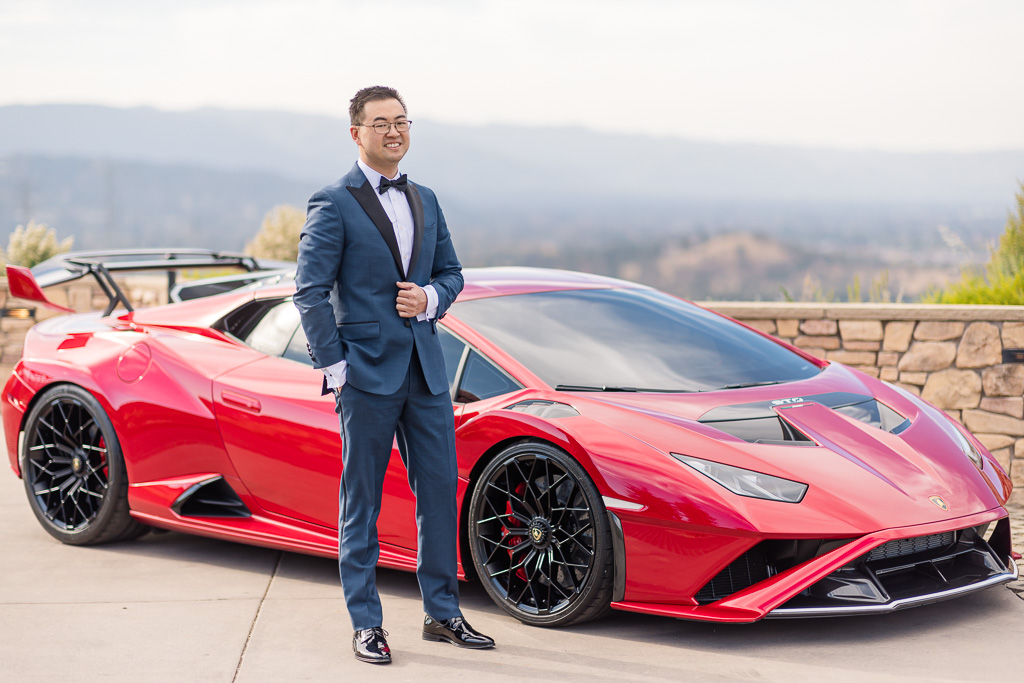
top-left (355, 121), bottom-right (412, 134)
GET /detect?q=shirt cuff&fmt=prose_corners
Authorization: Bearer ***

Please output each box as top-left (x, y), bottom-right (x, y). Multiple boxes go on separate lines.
top-left (417, 284), bottom-right (439, 321)
top-left (322, 359), bottom-right (348, 389)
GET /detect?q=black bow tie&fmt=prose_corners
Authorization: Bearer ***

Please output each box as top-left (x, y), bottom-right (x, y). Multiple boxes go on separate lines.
top-left (378, 174), bottom-right (408, 194)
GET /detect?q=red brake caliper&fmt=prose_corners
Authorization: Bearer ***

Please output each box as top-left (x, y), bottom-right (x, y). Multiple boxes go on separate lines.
top-left (98, 436), bottom-right (109, 478)
top-left (502, 483), bottom-right (528, 581)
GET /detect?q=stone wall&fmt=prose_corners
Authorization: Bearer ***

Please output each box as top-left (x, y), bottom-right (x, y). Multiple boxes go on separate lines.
top-left (705, 302), bottom-right (1024, 495)
top-left (0, 305), bottom-right (35, 384)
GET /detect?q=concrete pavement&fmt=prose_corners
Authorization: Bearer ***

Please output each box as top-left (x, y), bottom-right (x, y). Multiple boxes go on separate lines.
top-left (2, 457), bottom-right (1023, 682)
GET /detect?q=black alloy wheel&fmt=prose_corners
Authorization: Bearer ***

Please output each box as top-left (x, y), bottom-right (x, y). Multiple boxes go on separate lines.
top-left (468, 441), bottom-right (614, 626)
top-left (21, 385), bottom-right (147, 545)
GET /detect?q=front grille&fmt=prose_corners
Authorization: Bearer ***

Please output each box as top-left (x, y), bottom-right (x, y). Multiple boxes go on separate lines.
top-left (867, 531), bottom-right (955, 562)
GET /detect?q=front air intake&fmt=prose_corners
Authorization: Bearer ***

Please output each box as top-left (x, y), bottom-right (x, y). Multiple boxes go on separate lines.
top-left (693, 537), bottom-right (856, 604)
top-left (694, 545), bottom-right (771, 604)
top-left (773, 521), bottom-right (1012, 615)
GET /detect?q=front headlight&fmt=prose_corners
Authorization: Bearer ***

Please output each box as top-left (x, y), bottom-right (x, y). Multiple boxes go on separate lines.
top-left (671, 453), bottom-right (808, 503)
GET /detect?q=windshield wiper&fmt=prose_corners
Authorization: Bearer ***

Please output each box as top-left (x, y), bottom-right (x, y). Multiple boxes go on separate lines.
top-left (555, 384), bottom-right (695, 393)
top-left (556, 384), bottom-right (635, 392)
top-left (719, 380), bottom-right (785, 390)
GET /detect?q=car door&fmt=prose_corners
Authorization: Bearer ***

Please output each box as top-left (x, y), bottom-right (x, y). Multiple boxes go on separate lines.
top-left (212, 299), bottom-right (344, 528)
top-left (212, 298), bottom-right (469, 550)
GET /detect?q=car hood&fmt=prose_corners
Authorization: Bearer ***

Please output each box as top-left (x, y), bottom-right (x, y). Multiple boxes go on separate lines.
top-left (564, 363), bottom-right (1008, 530)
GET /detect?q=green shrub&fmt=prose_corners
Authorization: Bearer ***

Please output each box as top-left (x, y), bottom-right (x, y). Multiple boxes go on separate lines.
top-left (925, 182), bottom-right (1024, 305)
top-left (927, 270), bottom-right (1024, 305)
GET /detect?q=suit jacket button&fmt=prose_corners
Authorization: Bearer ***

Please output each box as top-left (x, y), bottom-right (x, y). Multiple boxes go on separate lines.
top-left (404, 319), bottom-right (411, 327)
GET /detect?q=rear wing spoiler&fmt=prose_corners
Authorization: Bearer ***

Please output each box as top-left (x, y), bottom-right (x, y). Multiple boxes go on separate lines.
top-left (6, 249), bottom-right (293, 316)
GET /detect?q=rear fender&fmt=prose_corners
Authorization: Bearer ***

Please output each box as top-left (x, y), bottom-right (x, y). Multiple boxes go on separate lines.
top-left (7, 350), bottom-right (239, 488)
top-left (5, 360), bottom-right (114, 477)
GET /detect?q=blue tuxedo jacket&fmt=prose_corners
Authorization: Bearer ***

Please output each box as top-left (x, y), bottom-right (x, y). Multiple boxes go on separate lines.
top-left (294, 163), bottom-right (464, 396)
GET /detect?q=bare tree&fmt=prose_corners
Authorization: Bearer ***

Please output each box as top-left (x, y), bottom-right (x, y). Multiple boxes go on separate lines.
top-left (3, 221), bottom-right (74, 267)
top-left (245, 205), bottom-right (304, 261)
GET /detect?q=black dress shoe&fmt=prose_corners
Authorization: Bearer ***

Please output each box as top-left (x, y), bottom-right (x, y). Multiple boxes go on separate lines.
top-left (353, 627), bottom-right (391, 664)
top-left (422, 615), bottom-right (495, 649)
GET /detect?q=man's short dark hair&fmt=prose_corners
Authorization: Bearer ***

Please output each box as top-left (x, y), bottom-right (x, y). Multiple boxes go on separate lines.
top-left (349, 86), bottom-right (406, 125)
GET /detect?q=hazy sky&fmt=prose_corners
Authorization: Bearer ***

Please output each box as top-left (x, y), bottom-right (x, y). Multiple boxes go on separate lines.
top-left (2, 0), bottom-right (1022, 152)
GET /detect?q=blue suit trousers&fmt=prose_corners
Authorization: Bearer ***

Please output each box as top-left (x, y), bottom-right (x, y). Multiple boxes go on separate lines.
top-left (337, 352), bottom-right (461, 630)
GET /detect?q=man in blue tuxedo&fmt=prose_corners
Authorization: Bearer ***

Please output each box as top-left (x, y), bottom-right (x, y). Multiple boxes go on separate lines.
top-left (294, 86), bottom-right (494, 664)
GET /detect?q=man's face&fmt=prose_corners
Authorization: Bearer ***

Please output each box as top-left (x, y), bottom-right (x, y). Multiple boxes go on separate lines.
top-left (350, 98), bottom-right (409, 174)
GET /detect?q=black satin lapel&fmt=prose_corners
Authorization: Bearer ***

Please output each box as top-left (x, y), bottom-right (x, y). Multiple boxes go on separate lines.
top-left (407, 184), bottom-right (424, 277)
top-left (347, 180), bottom-right (406, 279)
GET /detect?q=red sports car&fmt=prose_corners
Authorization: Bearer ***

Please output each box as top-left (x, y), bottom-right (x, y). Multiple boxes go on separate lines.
top-left (3, 259), bottom-right (1017, 627)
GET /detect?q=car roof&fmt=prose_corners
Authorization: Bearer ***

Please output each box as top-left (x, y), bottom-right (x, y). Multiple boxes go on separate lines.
top-left (458, 267), bottom-right (649, 300)
top-left (252, 266), bottom-right (649, 301)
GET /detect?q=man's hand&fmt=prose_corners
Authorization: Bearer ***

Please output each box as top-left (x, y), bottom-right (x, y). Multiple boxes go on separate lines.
top-left (396, 281), bottom-right (427, 318)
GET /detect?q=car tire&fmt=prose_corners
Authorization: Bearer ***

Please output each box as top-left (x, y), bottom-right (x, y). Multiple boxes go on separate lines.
top-left (20, 384), bottom-right (147, 545)
top-left (468, 440), bottom-right (614, 627)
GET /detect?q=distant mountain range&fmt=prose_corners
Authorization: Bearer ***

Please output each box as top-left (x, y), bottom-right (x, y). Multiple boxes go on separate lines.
top-left (0, 104), bottom-right (1021, 297)
top-left (3, 104), bottom-right (1023, 203)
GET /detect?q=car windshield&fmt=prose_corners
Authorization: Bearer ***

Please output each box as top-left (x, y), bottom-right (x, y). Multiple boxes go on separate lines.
top-left (451, 288), bottom-right (821, 392)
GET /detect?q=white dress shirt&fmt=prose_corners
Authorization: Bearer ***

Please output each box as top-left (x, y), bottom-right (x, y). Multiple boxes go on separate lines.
top-left (321, 160), bottom-right (439, 389)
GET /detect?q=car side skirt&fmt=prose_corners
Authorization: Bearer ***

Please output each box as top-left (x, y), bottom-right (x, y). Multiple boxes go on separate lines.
top-left (128, 473), bottom-right (468, 579)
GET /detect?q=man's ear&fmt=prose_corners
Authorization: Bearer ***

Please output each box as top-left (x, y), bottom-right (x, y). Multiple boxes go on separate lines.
top-left (350, 126), bottom-right (361, 144)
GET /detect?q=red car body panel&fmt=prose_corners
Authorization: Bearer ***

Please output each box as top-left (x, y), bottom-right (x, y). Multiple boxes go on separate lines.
top-left (613, 506), bottom-right (1006, 622)
top-left (4, 267), bottom-right (1016, 623)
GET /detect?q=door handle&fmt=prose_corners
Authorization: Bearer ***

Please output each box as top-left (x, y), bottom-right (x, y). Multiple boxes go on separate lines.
top-left (221, 390), bottom-right (262, 413)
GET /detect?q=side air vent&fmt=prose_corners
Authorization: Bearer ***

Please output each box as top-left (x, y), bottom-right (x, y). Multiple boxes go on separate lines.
top-left (172, 476), bottom-right (251, 518)
top-left (504, 400), bottom-right (580, 418)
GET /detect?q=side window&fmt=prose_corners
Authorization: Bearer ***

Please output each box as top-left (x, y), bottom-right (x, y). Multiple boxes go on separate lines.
top-left (284, 323), bottom-right (312, 365)
top-left (244, 301), bottom-right (300, 357)
top-left (438, 327), bottom-right (468, 393)
top-left (457, 350), bottom-right (522, 403)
